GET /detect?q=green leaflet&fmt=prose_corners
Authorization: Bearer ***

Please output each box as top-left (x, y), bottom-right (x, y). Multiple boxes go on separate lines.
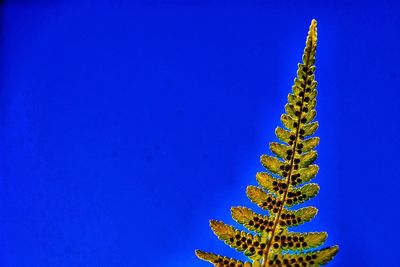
top-left (231, 206), bottom-right (275, 234)
top-left (285, 183), bottom-right (320, 207)
top-left (196, 19), bottom-right (338, 267)
top-left (195, 250), bottom-right (253, 267)
top-left (271, 231), bottom-right (328, 252)
top-left (210, 220), bottom-right (263, 255)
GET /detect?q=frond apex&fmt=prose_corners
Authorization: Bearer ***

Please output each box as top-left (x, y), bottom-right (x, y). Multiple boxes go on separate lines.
top-left (196, 20), bottom-right (338, 267)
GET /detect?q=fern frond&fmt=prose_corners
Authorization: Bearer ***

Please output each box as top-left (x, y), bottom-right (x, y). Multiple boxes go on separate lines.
top-left (196, 19), bottom-right (338, 267)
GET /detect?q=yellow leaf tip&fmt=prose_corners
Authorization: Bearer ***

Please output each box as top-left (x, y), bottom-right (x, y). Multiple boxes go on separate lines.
top-left (194, 249), bottom-right (202, 257)
top-left (209, 219), bottom-right (222, 228)
top-left (311, 19), bottom-right (317, 26)
top-left (308, 19), bottom-right (318, 46)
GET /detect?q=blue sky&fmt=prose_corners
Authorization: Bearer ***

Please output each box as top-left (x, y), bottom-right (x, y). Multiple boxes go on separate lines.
top-left (1, 1), bottom-right (399, 266)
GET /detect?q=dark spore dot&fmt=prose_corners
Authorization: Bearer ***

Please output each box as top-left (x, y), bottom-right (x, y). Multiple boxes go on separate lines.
top-left (303, 107), bottom-right (308, 113)
top-left (294, 158), bottom-right (300, 164)
top-left (301, 118), bottom-right (307, 124)
top-left (293, 122), bottom-right (298, 128)
top-left (296, 101), bottom-right (302, 106)
top-left (280, 165), bottom-right (284, 170)
top-left (297, 144), bottom-right (303, 149)
top-left (299, 91), bottom-right (304, 97)
top-left (282, 172), bottom-right (287, 177)
top-left (294, 165), bottom-right (298, 170)
top-left (307, 79), bottom-right (312, 85)
top-left (299, 237), bottom-right (304, 242)
top-left (249, 220), bottom-right (254, 226)
top-left (290, 135), bottom-right (296, 141)
top-left (273, 181), bottom-right (278, 186)
top-left (288, 141), bottom-right (293, 146)
top-left (304, 97), bottom-right (310, 102)
top-left (299, 129), bottom-right (305, 135)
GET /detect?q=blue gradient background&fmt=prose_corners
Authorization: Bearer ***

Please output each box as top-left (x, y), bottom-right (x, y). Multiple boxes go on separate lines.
top-left (1, 1), bottom-right (399, 266)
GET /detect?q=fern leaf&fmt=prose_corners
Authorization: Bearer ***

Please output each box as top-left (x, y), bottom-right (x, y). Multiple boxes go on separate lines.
top-left (195, 250), bottom-right (253, 267)
top-left (231, 206), bottom-right (275, 234)
top-left (210, 220), bottom-right (263, 254)
top-left (196, 19), bottom-right (338, 267)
